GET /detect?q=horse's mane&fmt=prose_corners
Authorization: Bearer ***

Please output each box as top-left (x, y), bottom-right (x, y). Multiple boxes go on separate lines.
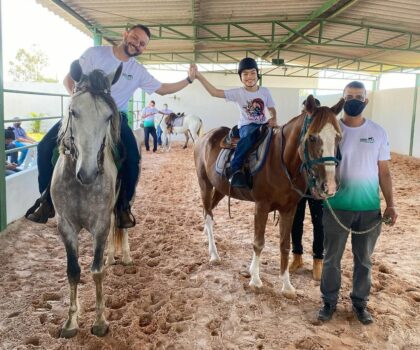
top-left (307, 106), bottom-right (341, 135)
top-left (59, 69), bottom-right (120, 153)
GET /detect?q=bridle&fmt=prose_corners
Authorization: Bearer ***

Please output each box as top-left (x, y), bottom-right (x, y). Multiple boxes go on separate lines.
top-left (281, 114), bottom-right (341, 199)
top-left (60, 88), bottom-right (109, 174)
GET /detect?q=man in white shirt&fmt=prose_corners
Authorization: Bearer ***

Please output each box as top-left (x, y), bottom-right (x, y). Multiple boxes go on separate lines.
top-left (26, 24), bottom-right (197, 227)
top-left (318, 81), bottom-right (398, 325)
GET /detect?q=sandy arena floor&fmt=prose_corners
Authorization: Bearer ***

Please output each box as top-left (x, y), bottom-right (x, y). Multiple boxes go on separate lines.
top-left (0, 143), bottom-right (419, 350)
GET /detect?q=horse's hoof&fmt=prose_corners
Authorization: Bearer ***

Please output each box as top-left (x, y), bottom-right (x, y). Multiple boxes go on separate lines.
top-left (249, 278), bottom-right (263, 288)
top-left (209, 255), bottom-right (221, 265)
top-left (282, 289), bottom-right (297, 299)
top-left (122, 258), bottom-right (133, 266)
top-left (183, 146), bottom-right (187, 149)
top-left (105, 258), bottom-right (116, 266)
top-left (91, 322), bottom-right (109, 337)
top-left (60, 327), bottom-right (78, 338)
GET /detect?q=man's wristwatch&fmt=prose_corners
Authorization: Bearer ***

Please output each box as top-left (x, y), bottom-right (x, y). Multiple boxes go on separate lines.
top-left (186, 76), bottom-right (193, 84)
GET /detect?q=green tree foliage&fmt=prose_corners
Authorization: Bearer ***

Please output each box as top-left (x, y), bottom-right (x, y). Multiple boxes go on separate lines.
top-left (9, 47), bottom-right (58, 82)
top-left (29, 112), bottom-right (43, 133)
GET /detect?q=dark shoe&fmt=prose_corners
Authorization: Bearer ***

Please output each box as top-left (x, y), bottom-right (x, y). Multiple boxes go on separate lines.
top-left (352, 305), bottom-right (373, 325)
top-left (26, 200), bottom-right (55, 223)
top-left (117, 208), bottom-right (136, 229)
top-left (318, 303), bottom-right (336, 322)
top-left (229, 170), bottom-right (247, 188)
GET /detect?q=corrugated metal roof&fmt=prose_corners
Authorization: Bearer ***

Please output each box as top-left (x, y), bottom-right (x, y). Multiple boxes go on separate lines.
top-left (36, 0), bottom-right (420, 76)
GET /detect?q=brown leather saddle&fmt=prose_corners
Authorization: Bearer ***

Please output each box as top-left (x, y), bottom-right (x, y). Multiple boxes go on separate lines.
top-left (220, 124), bottom-right (269, 151)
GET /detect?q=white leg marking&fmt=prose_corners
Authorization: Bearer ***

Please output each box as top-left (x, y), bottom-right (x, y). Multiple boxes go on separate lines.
top-left (249, 252), bottom-right (263, 288)
top-left (281, 270), bottom-right (296, 299)
top-left (205, 215), bottom-right (220, 263)
top-left (121, 228), bottom-right (133, 265)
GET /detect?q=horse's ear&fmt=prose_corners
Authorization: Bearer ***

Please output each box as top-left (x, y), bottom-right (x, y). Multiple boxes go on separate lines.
top-left (331, 98), bottom-right (345, 115)
top-left (305, 95), bottom-right (317, 116)
top-left (108, 63), bottom-right (123, 86)
top-left (70, 60), bottom-right (83, 83)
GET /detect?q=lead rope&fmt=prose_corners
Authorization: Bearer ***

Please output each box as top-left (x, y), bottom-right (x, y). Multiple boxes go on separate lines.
top-left (324, 199), bottom-right (383, 235)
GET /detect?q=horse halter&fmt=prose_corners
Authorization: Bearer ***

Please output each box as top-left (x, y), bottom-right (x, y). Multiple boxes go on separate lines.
top-left (299, 115), bottom-right (341, 197)
top-left (61, 88), bottom-right (108, 174)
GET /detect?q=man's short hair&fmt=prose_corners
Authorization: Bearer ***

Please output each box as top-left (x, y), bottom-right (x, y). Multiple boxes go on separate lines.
top-left (344, 81), bottom-right (366, 91)
top-left (150, 100), bottom-right (155, 105)
top-left (128, 24), bottom-right (151, 39)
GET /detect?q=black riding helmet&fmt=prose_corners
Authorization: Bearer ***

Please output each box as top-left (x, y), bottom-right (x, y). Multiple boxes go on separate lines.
top-left (238, 57), bottom-right (260, 80)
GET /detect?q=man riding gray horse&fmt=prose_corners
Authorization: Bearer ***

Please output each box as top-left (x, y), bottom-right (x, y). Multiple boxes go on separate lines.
top-left (26, 24), bottom-right (197, 227)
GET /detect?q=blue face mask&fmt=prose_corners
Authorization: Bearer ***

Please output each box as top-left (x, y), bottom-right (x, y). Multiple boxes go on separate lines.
top-left (343, 99), bottom-right (366, 117)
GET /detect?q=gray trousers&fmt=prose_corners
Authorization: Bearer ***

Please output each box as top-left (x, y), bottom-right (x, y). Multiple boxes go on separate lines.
top-left (320, 208), bottom-right (381, 308)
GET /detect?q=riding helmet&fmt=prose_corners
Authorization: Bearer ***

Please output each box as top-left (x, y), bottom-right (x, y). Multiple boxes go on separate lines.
top-left (238, 57), bottom-right (260, 79)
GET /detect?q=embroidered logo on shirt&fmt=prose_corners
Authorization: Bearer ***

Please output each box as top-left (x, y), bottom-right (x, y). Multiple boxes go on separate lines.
top-left (122, 73), bottom-right (133, 80)
top-left (360, 137), bottom-right (374, 143)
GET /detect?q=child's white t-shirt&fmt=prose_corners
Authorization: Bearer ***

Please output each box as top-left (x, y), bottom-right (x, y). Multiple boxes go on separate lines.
top-left (224, 87), bottom-right (276, 128)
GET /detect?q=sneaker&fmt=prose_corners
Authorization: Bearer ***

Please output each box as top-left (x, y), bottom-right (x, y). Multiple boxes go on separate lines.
top-left (317, 303), bottom-right (336, 321)
top-left (352, 305), bottom-right (373, 325)
top-left (117, 208), bottom-right (136, 228)
top-left (26, 200), bottom-right (55, 224)
top-left (229, 170), bottom-right (247, 188)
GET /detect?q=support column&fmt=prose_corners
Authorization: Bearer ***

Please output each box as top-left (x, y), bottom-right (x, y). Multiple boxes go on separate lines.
top-left (127, 97), bottom-right (134, 129)
top-left (0, 0), bottom-right (7, 232)
top-left (93, 28), bottom-right (102, 46)
top-left (409, 74), bottom-right (420, 156)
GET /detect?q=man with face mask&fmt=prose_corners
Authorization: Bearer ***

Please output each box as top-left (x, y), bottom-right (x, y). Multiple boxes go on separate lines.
top-left (318, 81), bottom-right (398, 325)
top-left (26, 24), bottom-right (197, 227)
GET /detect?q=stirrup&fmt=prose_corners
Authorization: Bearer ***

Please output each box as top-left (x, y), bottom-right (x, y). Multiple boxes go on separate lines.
top-left (117, 208), bottom-right (136, 229)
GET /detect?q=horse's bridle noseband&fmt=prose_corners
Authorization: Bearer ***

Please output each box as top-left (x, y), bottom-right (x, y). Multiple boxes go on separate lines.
top-left (61, 88), bottom-right (109, 174)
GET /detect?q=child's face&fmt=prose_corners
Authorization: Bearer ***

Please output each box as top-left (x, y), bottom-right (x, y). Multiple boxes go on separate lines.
top-left (240, 68), bottom-right (258, 88)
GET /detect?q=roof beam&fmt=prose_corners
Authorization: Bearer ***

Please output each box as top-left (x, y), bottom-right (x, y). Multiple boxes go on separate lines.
top-left (262, 0), bottom-right (359, 59)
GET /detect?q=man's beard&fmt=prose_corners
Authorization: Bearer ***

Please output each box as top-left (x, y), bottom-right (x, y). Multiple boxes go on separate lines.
top-left (123, 42), bottom-right (141, 57)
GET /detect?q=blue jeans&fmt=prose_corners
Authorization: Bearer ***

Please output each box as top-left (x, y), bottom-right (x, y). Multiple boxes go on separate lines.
top-left (230, 123), bottom-right (262, 173)
top-left (37, 113), bottom-right (140, 209)
top-left (6, 143), bottom-right (19, 164)
top-left (144, 126), bottom-right (157, 151)
top-left (157, 125), bottom-right (163, 146)
top-left (15, 141), bottom-right (28, 165)
top-left (320, 208), bottom-right (381, 308)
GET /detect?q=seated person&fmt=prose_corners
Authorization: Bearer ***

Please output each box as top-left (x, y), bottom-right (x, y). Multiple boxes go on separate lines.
top-left (12, 117), bottom-right (37, 166)
top-left (5, 161), bottom-right (21, 176)
top-left (5, 128), bottom-right (19, 164)
top-left (195, 58), bottom-right (277, 187)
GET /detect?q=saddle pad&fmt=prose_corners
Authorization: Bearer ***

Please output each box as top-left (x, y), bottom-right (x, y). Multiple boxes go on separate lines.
top-left (172, 116), bottom-right (185, 127)
top-left (215, 127), bottom-right (273, 177)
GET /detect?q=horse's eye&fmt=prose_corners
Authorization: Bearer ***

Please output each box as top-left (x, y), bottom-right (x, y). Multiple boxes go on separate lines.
top-left (70, 109), bottom-right (77, 118)
top-left (309, 134), bottom-right (317, 143)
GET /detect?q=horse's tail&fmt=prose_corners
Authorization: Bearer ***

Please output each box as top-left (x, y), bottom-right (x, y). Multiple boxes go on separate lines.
top-left (198, 118), bottom-right (204, 137)
top-left (114, 227), bottom-right (124, 253)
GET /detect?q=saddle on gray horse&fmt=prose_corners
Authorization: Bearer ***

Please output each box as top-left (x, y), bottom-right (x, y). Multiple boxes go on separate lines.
top-left (215, 125), bottom-right (273, 187)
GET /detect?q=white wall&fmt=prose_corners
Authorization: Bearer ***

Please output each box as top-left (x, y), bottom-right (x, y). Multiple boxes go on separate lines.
top-left (6, 167), bottom-right (39, 224)
top-left (371, 88), bottom-right (415, 155)
top-left (412, 88), bottom-right (420, 158)
top-left (4, 82), bottom-right (68, 132)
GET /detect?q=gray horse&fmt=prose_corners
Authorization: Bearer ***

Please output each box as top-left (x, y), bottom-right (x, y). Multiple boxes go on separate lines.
top-left (51, 62), bottom-right (130, 337)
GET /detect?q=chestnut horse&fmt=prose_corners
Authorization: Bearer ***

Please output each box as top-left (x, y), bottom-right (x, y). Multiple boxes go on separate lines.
top-left (194, 95), bottom-right (344, 298)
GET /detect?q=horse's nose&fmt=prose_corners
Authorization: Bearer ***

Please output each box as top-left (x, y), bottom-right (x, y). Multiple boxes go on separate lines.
top-left (322, 181), bottom-right (336, 196)
top-left (76, 169), bottom-right (98, 185)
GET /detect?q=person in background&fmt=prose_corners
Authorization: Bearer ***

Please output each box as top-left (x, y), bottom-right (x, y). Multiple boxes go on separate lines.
top-left (157, 103), bottom-right (173, 147)
top-left (289, 98), bottom-right (325, 281)
top-left (11, 117), bottom-right (37, 166)
top-left (141, 100), bottom-right (159, 152)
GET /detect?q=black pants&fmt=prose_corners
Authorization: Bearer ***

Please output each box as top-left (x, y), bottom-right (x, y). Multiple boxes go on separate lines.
top-left (144, 126), bottom-right (157, 152)
top-left (37, 113), bottom-right (140, 210)
top-left (291, 194), bottom-right (324, 259)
